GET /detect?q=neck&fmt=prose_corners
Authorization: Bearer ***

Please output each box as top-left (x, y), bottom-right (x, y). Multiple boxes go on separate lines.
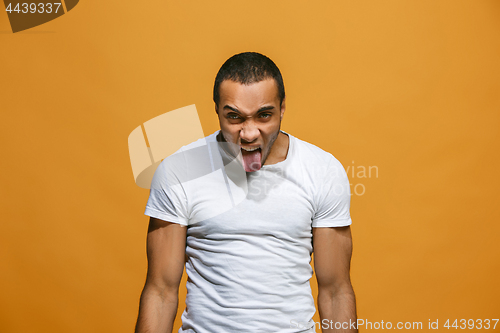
top-left (264, 131), bottom-right (289, 165)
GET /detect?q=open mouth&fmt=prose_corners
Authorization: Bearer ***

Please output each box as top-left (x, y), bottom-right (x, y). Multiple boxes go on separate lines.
top-left (241, 147), bottom-right (262, 172)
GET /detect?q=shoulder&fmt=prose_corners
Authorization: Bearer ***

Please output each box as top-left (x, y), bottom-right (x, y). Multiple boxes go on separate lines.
top-left (176, 130), bottom-right (219, 154)
top-left (287, 133), bottom-right (348, 185)
top-left (290, 133), bottom-right (343, 168)
top-left (154, 131), bottom-right (219, 183)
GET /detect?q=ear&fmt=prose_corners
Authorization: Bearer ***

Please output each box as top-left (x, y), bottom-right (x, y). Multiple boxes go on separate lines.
top-left (280, 97), bottom-right (286, 120)
top-left (215, 103), bottom-right (219, 115)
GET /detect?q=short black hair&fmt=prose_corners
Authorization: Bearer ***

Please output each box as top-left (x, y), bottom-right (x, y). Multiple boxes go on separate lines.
top-left (213, 52), bottom-right (285, 107)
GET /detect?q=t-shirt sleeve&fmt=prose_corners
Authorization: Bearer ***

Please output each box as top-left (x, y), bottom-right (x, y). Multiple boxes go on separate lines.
top-left (312, 157), bottom-right (352, 227)
top-left (144, 159), bottom-right (189, 226)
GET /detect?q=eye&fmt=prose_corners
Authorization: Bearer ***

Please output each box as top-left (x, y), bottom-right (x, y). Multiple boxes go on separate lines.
top-left (227, 113), bottom-right (240, 120)
top-left (259, 113), bottom-right (271, 118)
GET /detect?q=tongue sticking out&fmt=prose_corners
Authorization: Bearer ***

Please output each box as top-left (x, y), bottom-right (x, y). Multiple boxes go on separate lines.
top-left (241, 148), bottom-right (262, 172)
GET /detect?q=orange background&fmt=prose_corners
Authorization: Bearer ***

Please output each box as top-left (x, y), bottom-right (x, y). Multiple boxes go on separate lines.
top-left (1, 1), bottom-right (499, 332)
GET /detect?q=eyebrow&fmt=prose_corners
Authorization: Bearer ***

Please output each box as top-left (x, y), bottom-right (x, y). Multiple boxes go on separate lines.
top-left (223, 105), bottom-right (275, 114)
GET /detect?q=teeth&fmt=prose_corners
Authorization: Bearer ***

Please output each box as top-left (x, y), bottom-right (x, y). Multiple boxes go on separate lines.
top-left (241, 146), bottom-right (260, 152)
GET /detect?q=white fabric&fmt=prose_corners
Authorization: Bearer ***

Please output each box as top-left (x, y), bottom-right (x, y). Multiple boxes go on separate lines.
top-left (145, 130), bottom-right (352, 333)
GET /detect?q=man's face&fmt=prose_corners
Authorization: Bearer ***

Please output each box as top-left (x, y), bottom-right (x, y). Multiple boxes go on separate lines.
top-left (216, 78), bottom-right (286, 172)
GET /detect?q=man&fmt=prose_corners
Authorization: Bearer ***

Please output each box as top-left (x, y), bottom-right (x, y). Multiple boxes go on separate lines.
top-left (135, 52), bottom-right (357, 333)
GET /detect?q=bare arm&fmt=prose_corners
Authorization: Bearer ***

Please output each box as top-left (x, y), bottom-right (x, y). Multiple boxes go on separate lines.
top-left (135, 217), bottom-right (187, 333)
top-left (313, 226), bottom-right (357, 333)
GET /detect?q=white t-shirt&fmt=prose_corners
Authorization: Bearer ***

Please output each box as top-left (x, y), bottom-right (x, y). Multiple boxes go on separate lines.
top-left (145, 130), bottom-right (352, 333)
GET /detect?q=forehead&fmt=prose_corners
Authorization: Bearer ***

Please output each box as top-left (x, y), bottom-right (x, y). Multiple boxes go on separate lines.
top-left (219, 78), bottom-right (280, 109)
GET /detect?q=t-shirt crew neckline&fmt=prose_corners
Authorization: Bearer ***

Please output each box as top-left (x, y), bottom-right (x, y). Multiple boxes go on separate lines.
top-left (260, 130), bottom-right (292, 170)
top-left (213, 129), bottom-right (293, 171)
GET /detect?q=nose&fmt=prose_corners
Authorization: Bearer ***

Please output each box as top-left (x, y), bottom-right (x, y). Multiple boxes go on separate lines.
top-left (240, 121), bottom-right (259, 143)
